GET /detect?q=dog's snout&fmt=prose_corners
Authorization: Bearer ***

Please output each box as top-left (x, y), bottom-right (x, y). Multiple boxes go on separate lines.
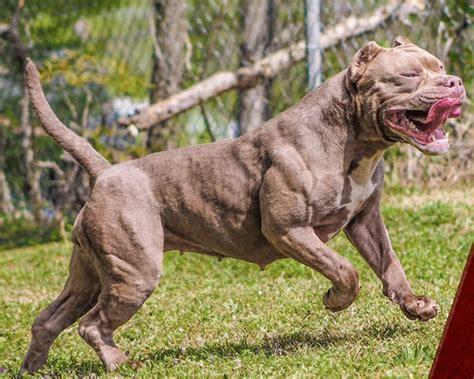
top-left (441, 75), bottom-right (463, 89)
top-left (436, 75), bottom-right (465, 97)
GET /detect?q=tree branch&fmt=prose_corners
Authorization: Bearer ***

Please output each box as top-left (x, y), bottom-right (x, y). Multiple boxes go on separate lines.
top-left (37, 161), bottom-right (65, 179)
top-left (119, 0), bottom-right (420, 129)
top-left (0, 23), bottom-right (10, 36)
top-left (199, 102), bottom-right (215, 142)
top-left (3, 0), bottom-right (28, 66)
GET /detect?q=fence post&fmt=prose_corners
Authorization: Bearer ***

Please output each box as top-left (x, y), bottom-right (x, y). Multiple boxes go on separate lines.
top-left (304, 0), bottom-right (322, 90)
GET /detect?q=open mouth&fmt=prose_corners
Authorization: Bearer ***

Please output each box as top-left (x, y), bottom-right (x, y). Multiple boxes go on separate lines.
top-left (385, 98), bottom-right (463, 154)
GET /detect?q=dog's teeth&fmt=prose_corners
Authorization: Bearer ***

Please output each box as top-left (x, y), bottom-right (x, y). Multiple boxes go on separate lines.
top-left (430, 134), bottom-right (436, 142)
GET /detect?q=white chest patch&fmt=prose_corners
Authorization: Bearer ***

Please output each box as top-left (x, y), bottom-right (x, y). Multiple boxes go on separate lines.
top-left (345, 176), bottom-right (375, 218)
top-left (323, 155), bottom-right (382, 241)
top-left (325, 177), bottom-right (376, 241)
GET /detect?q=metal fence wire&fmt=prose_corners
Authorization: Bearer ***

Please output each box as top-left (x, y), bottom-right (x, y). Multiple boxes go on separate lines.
top-left (0, 0), bottom-right (472, 188)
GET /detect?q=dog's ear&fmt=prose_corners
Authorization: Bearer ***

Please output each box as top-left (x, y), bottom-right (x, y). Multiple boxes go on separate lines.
top-left (348, 41), bottom-right (383, 83)
top-left (392, 35), bottom-right (412, 47)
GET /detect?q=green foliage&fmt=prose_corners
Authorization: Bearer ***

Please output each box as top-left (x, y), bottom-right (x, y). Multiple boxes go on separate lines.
top-left (442, 8), bottom-right (470, 87)
top-left (21, 1), bottom-right (127, 55)
top-left (0, 215), bottom-right (64, 250)
top-left (41, 51), bottom-right (150, 101)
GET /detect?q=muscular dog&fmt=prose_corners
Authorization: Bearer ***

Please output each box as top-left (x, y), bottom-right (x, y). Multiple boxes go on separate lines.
top-left (21, 36), bottom-right (465, 372)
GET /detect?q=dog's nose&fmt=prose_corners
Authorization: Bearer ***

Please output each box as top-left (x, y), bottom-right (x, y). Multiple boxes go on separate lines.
top-left (442, 75), bottom-right (463, 89)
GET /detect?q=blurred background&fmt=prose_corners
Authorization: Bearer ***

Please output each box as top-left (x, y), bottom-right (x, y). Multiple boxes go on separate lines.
top-left (0, 0), bottom-right (472, 247)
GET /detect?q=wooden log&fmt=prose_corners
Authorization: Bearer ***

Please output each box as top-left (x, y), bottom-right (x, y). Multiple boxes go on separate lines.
top-left (119, 0), bottom-right (414, 129)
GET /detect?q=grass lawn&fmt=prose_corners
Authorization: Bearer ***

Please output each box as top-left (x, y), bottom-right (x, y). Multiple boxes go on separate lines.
top-left (0, 186), bottom-right (472, 377)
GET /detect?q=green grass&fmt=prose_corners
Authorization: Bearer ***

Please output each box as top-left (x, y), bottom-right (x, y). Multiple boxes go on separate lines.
top-left (0, 187), bottom-right (472, 377)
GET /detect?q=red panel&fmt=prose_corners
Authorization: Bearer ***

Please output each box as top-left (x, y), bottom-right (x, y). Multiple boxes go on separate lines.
top-left (430, 243), bottom-right (474, 378)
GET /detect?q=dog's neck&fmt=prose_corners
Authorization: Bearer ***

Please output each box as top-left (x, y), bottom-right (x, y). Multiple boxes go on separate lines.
top-left (343, 70), bottom-right (395, 149)
top-left (313, 70), bottom-right (392, 180)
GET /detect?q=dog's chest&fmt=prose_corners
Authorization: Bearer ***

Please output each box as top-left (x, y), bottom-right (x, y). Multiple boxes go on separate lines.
top-left (314, 158), bottom-right (379, 241)
top-left (343, 176), bottom-right (375, 218)
top-left (342, 154), bottom-right (383, 215)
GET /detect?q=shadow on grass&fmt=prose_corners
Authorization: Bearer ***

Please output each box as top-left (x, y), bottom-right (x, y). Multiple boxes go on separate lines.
top-left (40, 321), bottom-right (414, 375)
top-left (40, 359), bottom-right (105, 377)
top-left (146, 321), bottom-right (414, 363)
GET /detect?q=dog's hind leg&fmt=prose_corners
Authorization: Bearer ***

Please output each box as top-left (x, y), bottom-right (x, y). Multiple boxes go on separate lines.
top-left (21, 245), bottom-right (101, 373)
top-left (77, 222), bottom-right (163, 371)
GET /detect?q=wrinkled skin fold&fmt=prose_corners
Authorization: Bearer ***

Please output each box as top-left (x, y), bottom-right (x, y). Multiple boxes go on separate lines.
top-left (21, 36), bottom-right (465, 373)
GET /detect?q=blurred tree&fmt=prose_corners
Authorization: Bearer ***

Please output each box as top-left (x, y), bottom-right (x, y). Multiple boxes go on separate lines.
top-left (0, 0), bottom-right (151, 225)
top-left (147, 0), bottom-right (188, 150)
top-left (238, 0), bottom-right (275, 135)
top-left (1, 0), bottom-right (44, 222)
top-left (0, 117), bottom-right (14, 215)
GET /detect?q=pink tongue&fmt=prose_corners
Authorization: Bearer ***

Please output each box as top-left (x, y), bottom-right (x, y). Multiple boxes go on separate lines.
top-left (423, 98), bottom-right (461, 131)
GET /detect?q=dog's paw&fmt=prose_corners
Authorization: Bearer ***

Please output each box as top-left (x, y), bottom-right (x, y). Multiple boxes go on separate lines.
top-left (323, 286), bottom-right (358, 312)
top-left (104, 348), bottom-right (129, 372)
top-left (399, 294), bottom-right (439, 321)
top-left (21, 350), bottom-right (48, 374)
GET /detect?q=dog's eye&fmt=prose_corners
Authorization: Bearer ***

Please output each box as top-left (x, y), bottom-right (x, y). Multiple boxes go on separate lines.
top-left (401, 72), bottom-right (420, 78)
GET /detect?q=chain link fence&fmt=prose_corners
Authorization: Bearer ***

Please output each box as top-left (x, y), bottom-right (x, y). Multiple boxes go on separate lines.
top-left (0, 0), bottom-right (472, 225)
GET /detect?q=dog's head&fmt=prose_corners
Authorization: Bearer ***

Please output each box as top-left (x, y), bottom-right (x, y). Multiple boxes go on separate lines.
top-left (347, 36), bottom-right (465, 155)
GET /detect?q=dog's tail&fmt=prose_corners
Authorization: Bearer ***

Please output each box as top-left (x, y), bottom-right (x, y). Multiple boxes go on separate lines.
top-left (24, 58), bottom-right (111, 180)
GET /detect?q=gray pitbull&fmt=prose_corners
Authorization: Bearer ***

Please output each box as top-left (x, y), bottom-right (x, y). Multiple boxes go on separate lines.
top-left (21, 36), bottom-right (465, 372)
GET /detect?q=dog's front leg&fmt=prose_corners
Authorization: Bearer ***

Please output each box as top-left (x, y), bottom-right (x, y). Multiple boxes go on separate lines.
top-left (264, 226), bottom-right (360, 311)
top-left (344, 196), bottom-right (439, 321)
top-left (260, 166), bottom-right (359, 312)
